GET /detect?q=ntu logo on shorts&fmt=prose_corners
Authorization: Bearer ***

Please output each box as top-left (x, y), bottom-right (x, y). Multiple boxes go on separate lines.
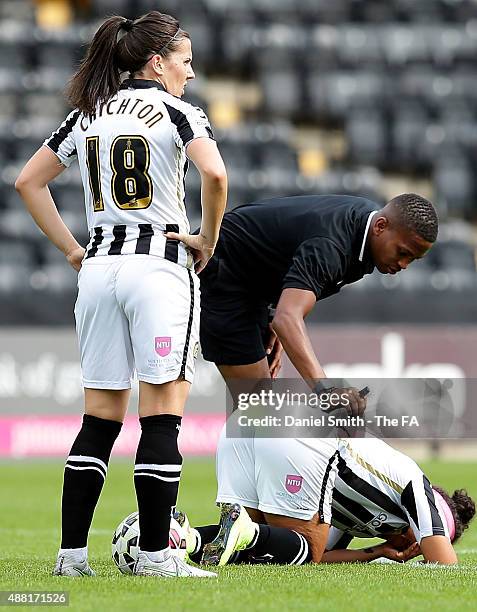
top-left (155, 337), bottom-right (171, 357)
top-left (285, 474), bottom-right (303, 494)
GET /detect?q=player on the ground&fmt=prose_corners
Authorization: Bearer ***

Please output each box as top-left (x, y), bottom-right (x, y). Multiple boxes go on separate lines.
top-left (15, 10), bottom-right (227, 578)
top-left (179, 437), bottom-right (474, 566)
top-left (169, 193), bottom-right (438, 409)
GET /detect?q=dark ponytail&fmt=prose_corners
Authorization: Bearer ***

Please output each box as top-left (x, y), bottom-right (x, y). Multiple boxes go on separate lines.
top-left (434, 486), bottom-right (476, 542)
top-left (67, 11), bottom-right (190, 116)
top-left (67, 15), bottom-right (125, 116)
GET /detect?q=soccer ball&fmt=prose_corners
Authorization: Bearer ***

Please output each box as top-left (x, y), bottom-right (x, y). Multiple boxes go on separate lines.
top-left (112, 511), bottom-right (187, 574)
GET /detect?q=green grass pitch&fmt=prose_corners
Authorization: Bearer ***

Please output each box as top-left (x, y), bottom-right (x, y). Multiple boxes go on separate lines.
top-left (1, 458), bottom-right (476, 611)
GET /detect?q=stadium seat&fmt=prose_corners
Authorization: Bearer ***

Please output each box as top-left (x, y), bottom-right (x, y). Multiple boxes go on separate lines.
top-left (0, 263), bottom-right (32, 292)
top-left (390, 103), bottom-right (431, 168)
top-left (394, 0), bottom-right (444, 23)
top-left (302, 0), bottom-right (350, 24)
top-left (37, 263), bottom-right (79, 293)
top-left (399, 267), bottom-right (434, 291)
top-left (1, 208), bottom-right (44, 241)
top-left (42, 241), bottom-right (68, 265)
top-left (179, 18), bottom-right (214, 66)
top-left (433, 151), bottom-right (475, 218)
top-left (356, 0), bottom-right (397, 23)
top-left (92, 0), bottom-right (135, 18)
top-left (50, 185), bottom-right (85, 214)
top-left (58, 211), bottom-right (88, 239)
top-left (260, 71), bottom-right (303, 118)
top-left (258, 141), bottom-right (298, 173)
top-left (0, 42), bottom-right (27, 71)
top-left (0, 0), bottom-right (34, 21)
top-left (381, 25), bottom-right (430, 66)
top-left (346, 109), bottom-right (387, 165)
top-left (22, 92), bottom-right (68, 121)
top-left (438, 104), bottom-right (477, 152)
top-left (14, 137), bottom-right (44, 166)
top-left (308, 25), bottom-right (340, 71)
top-left (441, 0), bottom-right (477, 23)
top-left (0, 66), bottom-right (19, 93)
top-left (33, 41), bottom-right (77, 72)
top-left (0, 93), bottom-right (18, 122)
top-left (307, 71), bottom-right (386, 120)
top-left (0, 239), bottom-right (35, 267)
top-left (216, 141), bottom-right (256, 174)
top-left (432, 240), bottom-right (476, 272)
top-left (429, 269), bottom-right (477, 291)
top-left (336, 26), bottom-right (383, 67)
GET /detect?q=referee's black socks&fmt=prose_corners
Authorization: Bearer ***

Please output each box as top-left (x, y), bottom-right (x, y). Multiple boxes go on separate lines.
top-left (134, 414), bottom-right (183, 552)
top-left (61, 414), bottom-right (122, 549)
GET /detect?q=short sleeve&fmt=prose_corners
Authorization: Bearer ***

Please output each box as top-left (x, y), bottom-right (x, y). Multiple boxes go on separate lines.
top-left (400, 474), bottom-right (448, 544)
top-left (282, 238), bottom-right (346, 300)
top-left (184, 105), bottom-right (214, 144)
top-left (43, 109), bottom-right (80, 167)
top-left (164, 102), bottom-right (214, 150)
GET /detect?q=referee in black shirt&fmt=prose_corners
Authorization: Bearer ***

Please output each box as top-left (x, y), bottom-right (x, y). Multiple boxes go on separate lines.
top-left (173, 193), bottom-right (438, 412)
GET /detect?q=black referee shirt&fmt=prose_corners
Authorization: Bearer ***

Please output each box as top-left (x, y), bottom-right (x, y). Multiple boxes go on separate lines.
top-left (213, 195), bottom-right (380, 304)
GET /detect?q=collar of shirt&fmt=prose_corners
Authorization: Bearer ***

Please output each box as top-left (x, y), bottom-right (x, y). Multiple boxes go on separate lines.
top-left (119, 78), bottom-right (166, 91)
top-left (358, 210), bottom-right (378, 265)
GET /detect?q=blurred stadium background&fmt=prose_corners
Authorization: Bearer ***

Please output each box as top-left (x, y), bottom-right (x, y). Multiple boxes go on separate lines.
top-left (0, 0), bottom-right (476, 460)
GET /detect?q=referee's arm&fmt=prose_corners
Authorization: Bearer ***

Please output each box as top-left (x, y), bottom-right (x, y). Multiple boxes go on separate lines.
top-left (272, 288), bottom-right (326, 387)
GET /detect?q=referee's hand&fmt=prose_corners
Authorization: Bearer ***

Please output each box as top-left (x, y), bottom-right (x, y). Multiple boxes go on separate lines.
top-left (320, 387), bottom-right (367, 417)
top-left (339, 387), bottom-right (367, 417)
top-left (165, 232), bottom-right (215, 274)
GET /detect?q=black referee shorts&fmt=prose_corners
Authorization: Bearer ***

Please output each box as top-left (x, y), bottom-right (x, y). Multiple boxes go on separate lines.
top-left (200, 256), bottom-right (270, 366)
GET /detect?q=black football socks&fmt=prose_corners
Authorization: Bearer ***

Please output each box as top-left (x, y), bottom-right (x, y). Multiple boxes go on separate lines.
top-left (134, 414), bottom-right (183, 552)
top-left (61, 414), bottom-right (122, 549)
top-left (240, 524), bottom-right (311, 565)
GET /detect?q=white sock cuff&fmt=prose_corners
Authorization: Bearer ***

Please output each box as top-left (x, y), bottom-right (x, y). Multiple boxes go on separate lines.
top-left (140, 547), bottom-right (171, 562)
top-left (59, 546), bottom-right (88, 558)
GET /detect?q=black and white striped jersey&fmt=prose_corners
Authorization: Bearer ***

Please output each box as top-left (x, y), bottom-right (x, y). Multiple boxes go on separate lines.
top-left (43, 79), bottom-right (214, 267)
top-left (327, 438), bottom-right (449, 545)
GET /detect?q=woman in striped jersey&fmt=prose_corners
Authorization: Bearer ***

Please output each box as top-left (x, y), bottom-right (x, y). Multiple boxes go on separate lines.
top-left (320, 438), bottom-right (475, 564)
top-left (182, 436), bottom-right (474, 566)
top-left (16, 10), bottom-right (227, 578)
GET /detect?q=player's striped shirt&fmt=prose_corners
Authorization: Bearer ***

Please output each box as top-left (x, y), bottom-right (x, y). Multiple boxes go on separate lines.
top-left (43, 79), bottom-right (214, 268)
top-left (326, 438), bottom-right (449, 550)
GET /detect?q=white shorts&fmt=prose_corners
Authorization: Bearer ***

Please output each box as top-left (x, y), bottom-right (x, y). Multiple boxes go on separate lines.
top-left (74, 255), bottom-right (200, 389)
top-left (216, 422), bottom-right (339, 522)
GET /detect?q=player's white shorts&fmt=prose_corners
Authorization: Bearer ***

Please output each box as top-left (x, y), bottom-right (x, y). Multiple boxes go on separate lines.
top-left (74, 255), bottom-right (200, 389)
top-left (216, 423), bottom-right (339, 522)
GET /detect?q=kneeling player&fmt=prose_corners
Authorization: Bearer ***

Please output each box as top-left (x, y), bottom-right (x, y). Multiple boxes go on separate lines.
top-left (180, 436), bottom-right (474, 566)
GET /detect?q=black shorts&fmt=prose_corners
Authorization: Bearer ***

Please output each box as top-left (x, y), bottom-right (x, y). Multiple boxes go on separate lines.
top-left (200, 256), bottom-right (270, 366)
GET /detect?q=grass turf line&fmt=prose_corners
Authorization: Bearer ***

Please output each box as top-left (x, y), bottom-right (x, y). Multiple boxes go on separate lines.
top-left (0, 459), bottom-right (476, 611)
